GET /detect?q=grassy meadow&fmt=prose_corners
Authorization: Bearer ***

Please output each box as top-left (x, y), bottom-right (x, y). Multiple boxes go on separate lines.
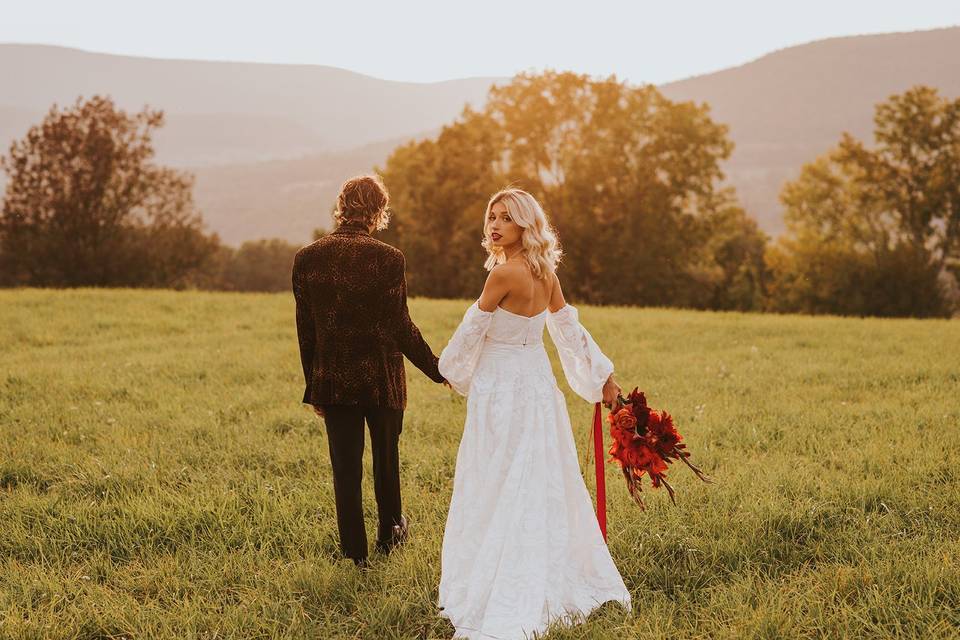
top-left (1, 288), bottom-right (958, 639)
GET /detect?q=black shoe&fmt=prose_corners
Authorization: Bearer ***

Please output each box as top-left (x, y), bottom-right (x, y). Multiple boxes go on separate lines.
top-left (353, 557), bottom-right (371, 570)
top-left (375, 515), bottom-right (409, 554)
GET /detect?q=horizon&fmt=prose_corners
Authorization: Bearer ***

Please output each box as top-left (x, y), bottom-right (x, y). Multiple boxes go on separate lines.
top-left (0, 24), bottom-right (955, 88)
top-left (3, 0), bottom-right (959, 85)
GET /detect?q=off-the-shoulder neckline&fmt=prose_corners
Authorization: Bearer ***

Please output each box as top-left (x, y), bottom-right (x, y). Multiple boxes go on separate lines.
top-left (472, 301), bottom-right (570, 318)
top-left (496, 305), bottom-right (548, 319)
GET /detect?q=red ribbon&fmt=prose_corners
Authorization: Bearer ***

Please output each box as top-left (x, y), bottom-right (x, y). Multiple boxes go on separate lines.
top-left (593, 401), bottom-right (607, 541)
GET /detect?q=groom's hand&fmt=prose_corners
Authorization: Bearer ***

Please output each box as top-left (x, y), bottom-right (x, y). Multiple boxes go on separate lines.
top-left (312, 404), bottom-right (325, 418)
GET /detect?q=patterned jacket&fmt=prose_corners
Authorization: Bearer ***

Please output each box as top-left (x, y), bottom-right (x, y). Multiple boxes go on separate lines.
top-left (292, 219), bottom-right (445, 410)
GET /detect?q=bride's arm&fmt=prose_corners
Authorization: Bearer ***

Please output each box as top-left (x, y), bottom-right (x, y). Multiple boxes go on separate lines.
top-left (547, 272), bottom-right (622, 405)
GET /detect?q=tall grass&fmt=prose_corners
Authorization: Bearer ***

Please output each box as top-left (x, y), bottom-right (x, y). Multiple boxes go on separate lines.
top-left (1, 289), bottom-right (958, 639)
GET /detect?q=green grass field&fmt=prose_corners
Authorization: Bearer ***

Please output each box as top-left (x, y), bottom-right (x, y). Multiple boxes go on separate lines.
top-left (1, 288), bottom-right (958, 639)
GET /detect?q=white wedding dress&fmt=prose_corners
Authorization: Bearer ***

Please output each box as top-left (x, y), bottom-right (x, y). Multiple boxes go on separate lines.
top-left (436, 301), bottom-right (632, 640)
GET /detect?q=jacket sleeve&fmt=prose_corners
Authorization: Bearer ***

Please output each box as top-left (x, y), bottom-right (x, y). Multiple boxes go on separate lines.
top-left (545, 304), bottom-right (614, 403)
top-left (438, 301), bottom-right (494, 396)
top-left (292, 251), bottom-right (316, 400)
top-left (388, 252), bottom-right (445, 383)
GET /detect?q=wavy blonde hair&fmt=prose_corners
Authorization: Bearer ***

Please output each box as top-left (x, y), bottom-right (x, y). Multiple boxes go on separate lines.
top-left (482, 188), bottom-right (562, 279)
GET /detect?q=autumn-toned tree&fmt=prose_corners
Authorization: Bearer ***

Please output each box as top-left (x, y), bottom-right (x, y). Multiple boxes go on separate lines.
top-left (766, 86), bottom-right (959, 317)
top-left (0, 95), bottom-right (219, 287)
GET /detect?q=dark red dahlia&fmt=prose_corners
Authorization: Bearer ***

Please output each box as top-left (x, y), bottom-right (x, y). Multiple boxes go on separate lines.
top-left (605, 389), bottom-right (711, 509)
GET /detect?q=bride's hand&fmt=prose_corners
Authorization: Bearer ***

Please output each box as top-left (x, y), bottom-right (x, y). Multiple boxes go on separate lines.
top-left (601, 375), bottom-right (621, 409)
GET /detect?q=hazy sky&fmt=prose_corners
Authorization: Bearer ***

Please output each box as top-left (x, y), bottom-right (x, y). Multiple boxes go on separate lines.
top-left (3, 0), bottom-right (959, 84)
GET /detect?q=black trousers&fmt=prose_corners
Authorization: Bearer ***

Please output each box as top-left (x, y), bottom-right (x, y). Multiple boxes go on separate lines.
top-left (320, 403), bottom-right (404, 561)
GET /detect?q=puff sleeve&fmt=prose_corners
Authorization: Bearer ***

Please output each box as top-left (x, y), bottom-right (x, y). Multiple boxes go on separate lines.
top-left (438, 301), bottom-right (495, 396)
top-left (545, 304), bottom-right (614, 403)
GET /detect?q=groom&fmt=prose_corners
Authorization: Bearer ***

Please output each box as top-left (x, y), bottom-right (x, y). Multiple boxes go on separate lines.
top-left (292, 174), bottom-right (447, 567)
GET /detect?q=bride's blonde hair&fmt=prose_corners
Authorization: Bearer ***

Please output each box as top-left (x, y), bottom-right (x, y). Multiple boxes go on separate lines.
top-left (482, 188), bottom-right (562, 279)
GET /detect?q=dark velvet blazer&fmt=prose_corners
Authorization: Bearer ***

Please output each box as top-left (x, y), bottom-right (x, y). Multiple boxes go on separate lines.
top-left (292, 219), bottom-right (444, 410)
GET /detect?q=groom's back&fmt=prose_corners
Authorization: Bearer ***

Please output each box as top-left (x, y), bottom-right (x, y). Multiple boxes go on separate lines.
top-left (296, 226), bottom-right (403, 352)
top-left (292, 221), bottom-right (422, 409)
top-left (305, 231), bottom-right (399, 302)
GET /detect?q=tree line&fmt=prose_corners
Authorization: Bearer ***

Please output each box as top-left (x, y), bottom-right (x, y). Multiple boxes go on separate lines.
top-left (1, 77), bottom-right (958, 317)
top-left (379, 72), bottom-right (958, 318)
top-left (0, 96), bottom-right (299, 293)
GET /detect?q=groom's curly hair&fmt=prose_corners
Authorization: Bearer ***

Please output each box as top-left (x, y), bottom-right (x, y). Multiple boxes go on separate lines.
top-left (333, 175), bottom-right (391, 231)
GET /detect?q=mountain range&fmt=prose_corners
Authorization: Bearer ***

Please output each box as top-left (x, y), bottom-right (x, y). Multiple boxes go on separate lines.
top-left (1, 26), bottom-right (958, 245)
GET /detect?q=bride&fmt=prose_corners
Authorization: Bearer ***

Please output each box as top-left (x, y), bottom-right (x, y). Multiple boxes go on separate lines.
top-left (436, 188), bottom-right (632, 639)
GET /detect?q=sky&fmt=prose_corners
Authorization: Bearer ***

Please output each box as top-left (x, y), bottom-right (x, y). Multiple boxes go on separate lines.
top-left (2, 0), bottom-right (959, 84)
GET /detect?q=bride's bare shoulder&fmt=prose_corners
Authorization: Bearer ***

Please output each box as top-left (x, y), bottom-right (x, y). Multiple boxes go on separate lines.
top-left (499, 260), bottom-right (530, 279)
top-left (484, 262), bottom-right (522, 287)
top-left (478, 263), bottom-right (516, 311)
top-left (484, 261), bottom-right (530, 289)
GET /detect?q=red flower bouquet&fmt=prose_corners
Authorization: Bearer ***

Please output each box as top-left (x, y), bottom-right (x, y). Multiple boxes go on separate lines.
top-left (606, 388), bottom-right (711, 509)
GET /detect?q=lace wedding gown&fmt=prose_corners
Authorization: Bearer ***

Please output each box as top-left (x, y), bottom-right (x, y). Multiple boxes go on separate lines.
top-left (436, 302), bottom-right (632, 640)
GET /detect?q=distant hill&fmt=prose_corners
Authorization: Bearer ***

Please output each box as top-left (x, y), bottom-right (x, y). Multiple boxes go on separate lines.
top-left (189, 136), bottom-right (420, 246)
top-left (658, 25), bottom-right (960, 234)
top-left (0, 44), bottom-right (497, 159)
top-left (2, 27), bottom-right (959, 244)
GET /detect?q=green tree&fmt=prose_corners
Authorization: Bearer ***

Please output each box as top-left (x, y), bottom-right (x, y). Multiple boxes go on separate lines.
top-left (696, 200), bottom-right (770, 311)
top-left (379, 110), bottom-right (502, 297)
top-left (0, 95), bottom-right (219, 287)
top-left (766, 86), bottom-right (959, 317)
top-left (380, 71), bottom-right (765, 307)
top-left (220, 238), bottom-right (300, 292)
